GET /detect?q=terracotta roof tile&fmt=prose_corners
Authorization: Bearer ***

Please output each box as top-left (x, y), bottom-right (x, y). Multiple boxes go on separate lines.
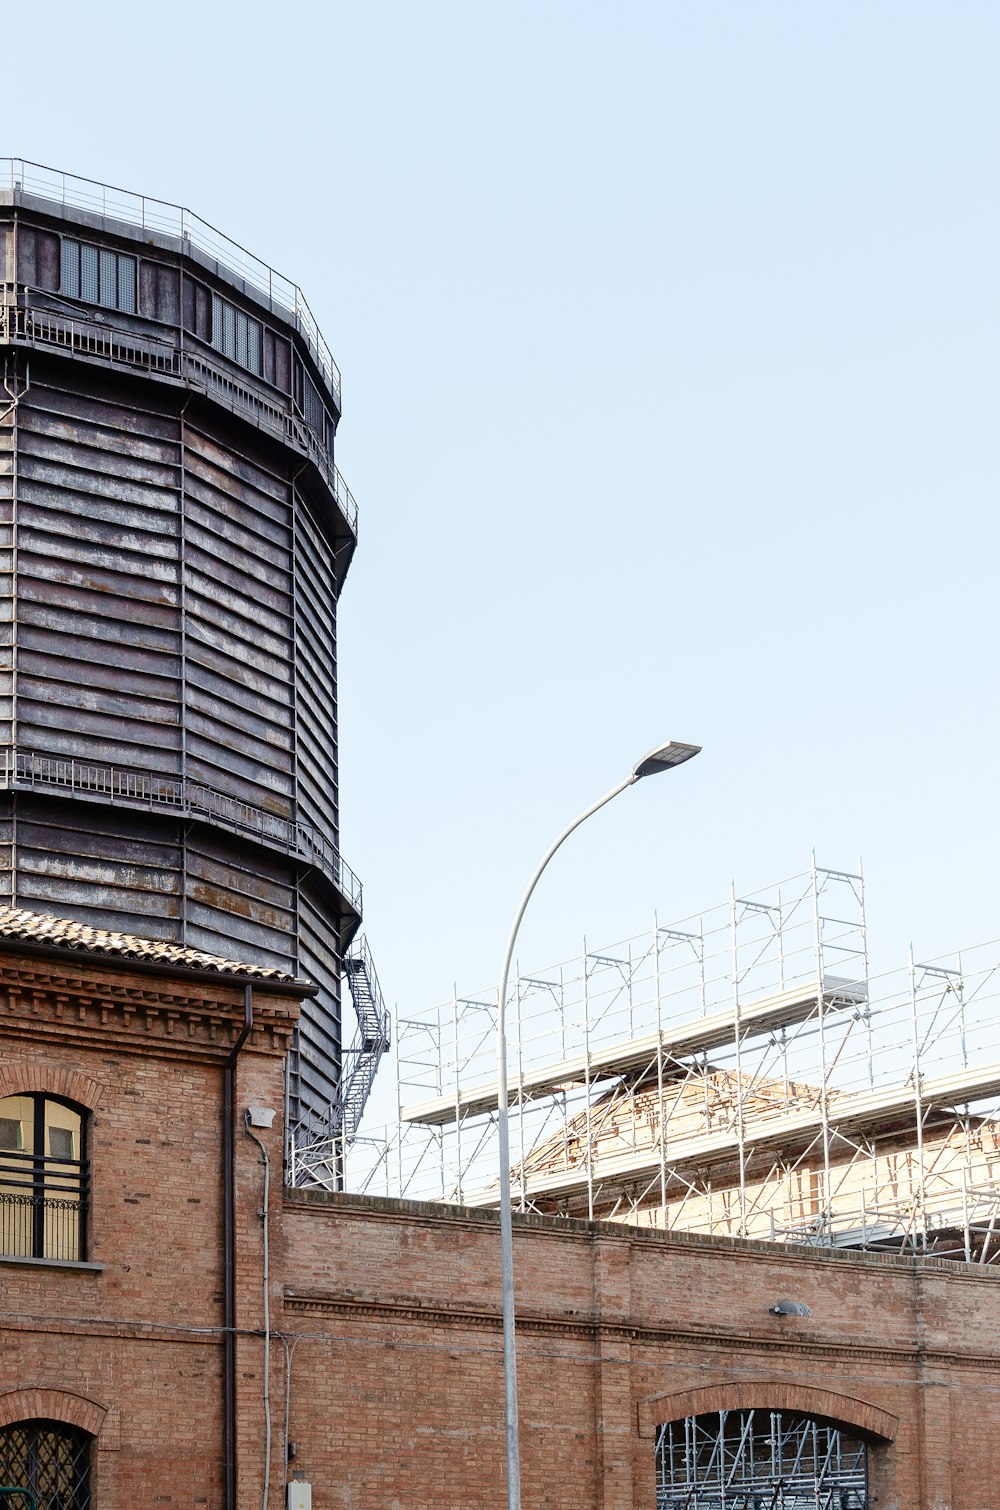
top-left (0, 905), bottom-right (299, 983)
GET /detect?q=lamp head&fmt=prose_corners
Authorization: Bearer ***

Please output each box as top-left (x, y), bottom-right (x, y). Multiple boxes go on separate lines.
top-left (769, 1299), bottom-right (812, 1318)
top-left (632, 741), bottom-right (702, 781)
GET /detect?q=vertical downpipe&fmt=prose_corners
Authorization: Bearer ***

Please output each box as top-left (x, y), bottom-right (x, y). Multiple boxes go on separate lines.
top-left (223, 985), bottom-right (254, 1510)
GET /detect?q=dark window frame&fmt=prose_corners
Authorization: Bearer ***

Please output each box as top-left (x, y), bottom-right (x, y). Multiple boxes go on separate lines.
top-left (0, 1093), bottom-right (90, 1262)
top-left (303, 371), bottom-right (328, 447)
top-left (0, 1418), bottom-right (92, 1510)
top-left (211, 290), bottom-right (263, 378)
top-left (60, 236), bottom-right (137, 315)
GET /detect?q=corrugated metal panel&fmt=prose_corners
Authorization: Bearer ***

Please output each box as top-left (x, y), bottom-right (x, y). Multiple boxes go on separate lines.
top-left (12, 800), bottom-right (183, 927)
top-left (15, 376), bottom-right (183, 775)
top-left (183, 829), bottom-right (297, 971)
top-left (297, 880), bottom-right (343, 1101)
top-left (182, 420), bottom-right (296, 817)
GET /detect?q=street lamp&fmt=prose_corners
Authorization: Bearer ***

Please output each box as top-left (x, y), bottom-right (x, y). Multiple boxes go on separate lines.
top-left (494, 740), bottom-right (702, 1509)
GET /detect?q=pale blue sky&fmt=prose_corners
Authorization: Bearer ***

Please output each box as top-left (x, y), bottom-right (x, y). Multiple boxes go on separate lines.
top-left (10, 3), bottom-right (999, 1045)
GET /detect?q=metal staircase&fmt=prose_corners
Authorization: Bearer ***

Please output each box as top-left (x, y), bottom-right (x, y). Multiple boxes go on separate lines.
top-left (337, 936), bottom-right (391, 1142)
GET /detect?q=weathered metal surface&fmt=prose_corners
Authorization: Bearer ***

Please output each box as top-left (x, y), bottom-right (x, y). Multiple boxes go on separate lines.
top-left (7, 202), bottom-right (351, 524)
top-left (0, 194), bottom-right (360, 1136)
top-left (5, 799), bottom-right (184, 927)
top-left (3, 159), bottom-right (342, 406)
top-left (295, 882), bottom-right (347, 1110)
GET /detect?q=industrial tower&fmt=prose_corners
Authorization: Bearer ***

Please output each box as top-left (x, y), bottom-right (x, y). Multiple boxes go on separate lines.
top-left (0, 161), bottom-right (387, 1158)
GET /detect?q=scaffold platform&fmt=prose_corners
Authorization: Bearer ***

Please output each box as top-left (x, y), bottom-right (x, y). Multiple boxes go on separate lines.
top-left (337, 858), bottom-right (1000, 1264)
top-left (401, 978), bottom-right (868, 1126)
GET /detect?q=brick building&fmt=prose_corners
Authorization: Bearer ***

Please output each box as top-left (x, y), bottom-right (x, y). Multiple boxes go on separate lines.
top-left (1, 909), bottom-right (998, 1510)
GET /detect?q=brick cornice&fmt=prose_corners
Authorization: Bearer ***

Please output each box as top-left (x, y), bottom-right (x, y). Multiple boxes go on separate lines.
top-left (0, 959), bottom-right (295, 1061)
top-left (2, 1304), bottom-right (995, 1380)
top-left (280, 1289), bottom-right (1000, 1375)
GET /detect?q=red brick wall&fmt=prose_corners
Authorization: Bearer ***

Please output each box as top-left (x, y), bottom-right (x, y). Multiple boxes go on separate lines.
top-left (0, 954), bottom-right (292, 1508)
top-left (278, 1190), bottom-right (1000, 1510)
top-left (2, 954), bottom-right (1000, 1509)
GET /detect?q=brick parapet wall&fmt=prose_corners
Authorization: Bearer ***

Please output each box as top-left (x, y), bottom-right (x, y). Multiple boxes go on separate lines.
top-left (278, 1187), bottom-right (1000, 1510)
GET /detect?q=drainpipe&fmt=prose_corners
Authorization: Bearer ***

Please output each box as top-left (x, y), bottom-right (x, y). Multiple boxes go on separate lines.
top-left (244, 1111), bottom-right (272, 1510)
top-left (223, 985), bottom-right (254, 1510)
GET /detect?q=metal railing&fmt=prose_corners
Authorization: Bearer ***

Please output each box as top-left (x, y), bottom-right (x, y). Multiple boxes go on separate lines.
top-left (0, 291), bottom-right (358, 535)
top-left (340, 937), bottom-right (391, 1134)
top-left (287, 937), bottom-right (392, 1185)
top-left (0, 158), bottom-right (341, 403)
top-left (0, 1190), bottom-right (85, 1263)
top-left (0, 1489), bottom-right (38, 1510)
top-left (0, 295), bottom-right (176, 373)
top-left (0, 750), bottom-right (363, 915)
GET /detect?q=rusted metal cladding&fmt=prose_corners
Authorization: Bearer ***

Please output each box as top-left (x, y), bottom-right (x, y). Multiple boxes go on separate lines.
top-left (0, 188), bottom-right (359, 1138)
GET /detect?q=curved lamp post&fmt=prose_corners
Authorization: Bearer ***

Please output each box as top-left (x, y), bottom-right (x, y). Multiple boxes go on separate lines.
top-left (495, 740), bottom-right (702, 1509)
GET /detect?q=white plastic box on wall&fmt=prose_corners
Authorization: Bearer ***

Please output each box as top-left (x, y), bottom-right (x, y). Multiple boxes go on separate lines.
top-left (287, 1482), bottom-right (312, 1510)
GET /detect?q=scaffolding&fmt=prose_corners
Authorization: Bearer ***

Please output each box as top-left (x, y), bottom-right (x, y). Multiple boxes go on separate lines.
top-left (340, 858), bottom-right (1000, 1263)
top-left (655, 1409), bottom-right (867, 1509)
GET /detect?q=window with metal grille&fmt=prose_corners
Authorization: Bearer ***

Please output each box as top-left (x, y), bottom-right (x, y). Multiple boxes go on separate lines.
top-left (211, 291), bottom-right (263, 376)
top-left (60, 237), bottom-right (136, 314)
top-left (0, 1420), bottom-right (91, 1510)
top-left (655, 1408), bottom-right (868, 1509)
top-left (303, 372), bottom-right (327, 445)
top-left (0, 1095), bottom-right (89, 1262)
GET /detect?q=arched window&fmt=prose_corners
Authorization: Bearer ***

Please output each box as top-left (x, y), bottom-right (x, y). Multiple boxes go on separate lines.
top-left (0, 1095), bottom-right (89, 1262)
top-left (0, 1420), bottom-right (91, 1510)
top-left (656, 1408), bottom-right (868, 1508)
